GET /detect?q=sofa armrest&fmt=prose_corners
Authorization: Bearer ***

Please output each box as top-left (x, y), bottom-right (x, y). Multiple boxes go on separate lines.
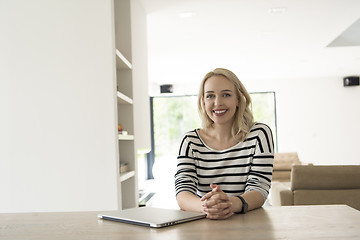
top-left (279, 189), bottom-right (294, 206)
top-left (270, 182), bottom-right (293, 206)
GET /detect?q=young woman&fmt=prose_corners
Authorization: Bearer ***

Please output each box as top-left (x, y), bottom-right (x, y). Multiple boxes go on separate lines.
top-left (175, 68), bottom-right (274, 220)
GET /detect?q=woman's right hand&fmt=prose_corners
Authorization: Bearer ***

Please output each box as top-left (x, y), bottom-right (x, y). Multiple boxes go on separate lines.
top-left (200, 184), bottom-right (234, 219)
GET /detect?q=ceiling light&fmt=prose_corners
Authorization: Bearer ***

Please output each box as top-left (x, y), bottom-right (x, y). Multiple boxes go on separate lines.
top-left (268, 7), bottom-right (287, 14)
top-left (178, 12), bottom-right (195, 18)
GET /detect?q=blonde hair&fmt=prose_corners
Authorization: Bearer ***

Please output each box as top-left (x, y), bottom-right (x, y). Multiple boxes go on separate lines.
top-left (197, 68), bottom-right (254, 141)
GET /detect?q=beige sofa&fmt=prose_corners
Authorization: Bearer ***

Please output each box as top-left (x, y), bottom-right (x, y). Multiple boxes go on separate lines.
top-left (272, 152), bottom-right (301, 182)
top-left (270, 165), bottom-right (360, 211)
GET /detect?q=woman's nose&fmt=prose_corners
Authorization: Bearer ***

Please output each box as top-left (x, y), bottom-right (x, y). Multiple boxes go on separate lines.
top-left (214, 96), bottom-right (222, 105)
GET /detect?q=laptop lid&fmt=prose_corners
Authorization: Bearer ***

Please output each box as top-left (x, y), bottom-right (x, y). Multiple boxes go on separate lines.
top-left (98, 207), bottom-right (206, 228)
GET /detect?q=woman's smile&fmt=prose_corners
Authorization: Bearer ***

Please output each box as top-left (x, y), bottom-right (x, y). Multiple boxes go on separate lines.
top-left (213, 109), bottom-right (228, 116)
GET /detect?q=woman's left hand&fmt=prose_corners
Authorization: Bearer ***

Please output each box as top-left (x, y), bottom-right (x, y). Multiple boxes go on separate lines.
top-left (200, 184), bottom-right (234, 219)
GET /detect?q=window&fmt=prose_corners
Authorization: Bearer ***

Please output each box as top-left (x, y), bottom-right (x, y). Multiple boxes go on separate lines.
top-left (147, 92), bottom-right (277, 181)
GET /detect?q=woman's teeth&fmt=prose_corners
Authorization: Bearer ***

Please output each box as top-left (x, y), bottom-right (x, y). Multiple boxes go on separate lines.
top-left (214, 110), bottom-right (226, 114)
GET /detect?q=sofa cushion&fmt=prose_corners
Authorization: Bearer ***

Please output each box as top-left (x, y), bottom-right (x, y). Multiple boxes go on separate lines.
top-left (293, 189), bottom-right (360, 211)
top-left (273, 152), bottom-right (300, 170)
top-left (291, 165), bottom-right (360, 190)
top-left (272, 171), bottom-right (291, 181)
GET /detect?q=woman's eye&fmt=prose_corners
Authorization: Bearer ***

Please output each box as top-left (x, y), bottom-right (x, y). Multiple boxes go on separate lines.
top-left (206, 94), bottom-right (214, 99)
top-left (223, 93), bottom-right (231, 97)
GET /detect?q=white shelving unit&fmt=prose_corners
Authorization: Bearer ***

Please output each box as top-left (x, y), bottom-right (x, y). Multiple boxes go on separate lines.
top-left (117, 91), bottom-right (133, 105)
top-left (112, 0), bottom-right (150, 210)
top-left (119, 170), bottom-right (135, 182)
top-left (113, 0), bottom-right (138, 210)
top-left (118, 134), bottom-right (134, 140)
top-left (116, 49), bottom-right (132, 69)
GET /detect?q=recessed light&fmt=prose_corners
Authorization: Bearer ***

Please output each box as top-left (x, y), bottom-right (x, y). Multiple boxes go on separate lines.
top-left (178, 12), bottom-right (195, 18)
top-left (268, 7), bottom-right (287, 14)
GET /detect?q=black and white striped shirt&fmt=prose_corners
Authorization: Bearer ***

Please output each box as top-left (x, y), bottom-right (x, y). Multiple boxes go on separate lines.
top-left (175, 123), bottom-right (274, 201)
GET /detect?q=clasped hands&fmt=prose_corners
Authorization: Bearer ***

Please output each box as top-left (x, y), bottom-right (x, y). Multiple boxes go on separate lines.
top-left (200, 184), bottom-right (234, 219)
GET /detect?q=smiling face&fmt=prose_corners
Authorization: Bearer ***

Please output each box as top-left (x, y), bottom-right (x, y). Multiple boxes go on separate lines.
top-left (202, 75), bottom-right (239, 127)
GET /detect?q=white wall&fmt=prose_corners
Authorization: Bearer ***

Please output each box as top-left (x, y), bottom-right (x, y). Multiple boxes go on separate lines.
top-left (0, 0), bottom-right (119, 212)
top-left (255, 76), bottom-right (360, 166)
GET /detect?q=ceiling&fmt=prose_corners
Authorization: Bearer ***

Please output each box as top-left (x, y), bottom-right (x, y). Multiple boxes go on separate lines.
top-left (139, 0), bottom-right (360, 94)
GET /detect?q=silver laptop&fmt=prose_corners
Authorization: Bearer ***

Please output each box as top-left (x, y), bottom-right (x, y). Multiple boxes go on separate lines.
top-left (98, 207), bottom-right (206, 228)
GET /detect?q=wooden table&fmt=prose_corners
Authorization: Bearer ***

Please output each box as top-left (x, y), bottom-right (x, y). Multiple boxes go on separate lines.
top-left (1, 205), bottom-right (359, 240)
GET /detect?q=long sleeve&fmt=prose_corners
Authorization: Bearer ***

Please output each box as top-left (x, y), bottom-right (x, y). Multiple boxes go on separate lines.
top-left (174, 132), bottom-right (198, 196)
top-left (245, 123), bottom-right (274, 201)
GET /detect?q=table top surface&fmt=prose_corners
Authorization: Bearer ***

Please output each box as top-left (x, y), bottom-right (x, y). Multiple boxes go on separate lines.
top-left (1, 205), bottom-right (359, 240)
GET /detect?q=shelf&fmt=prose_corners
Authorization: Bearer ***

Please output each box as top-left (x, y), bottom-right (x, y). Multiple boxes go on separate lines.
top-left (116, 49), bottom-right (132, 70)
top-left (117, 91), bottom-right (133, 104)
top-left (120, 170), bottom-right (135, 182)
top-left (118, 134), bottom-right (134, 140)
